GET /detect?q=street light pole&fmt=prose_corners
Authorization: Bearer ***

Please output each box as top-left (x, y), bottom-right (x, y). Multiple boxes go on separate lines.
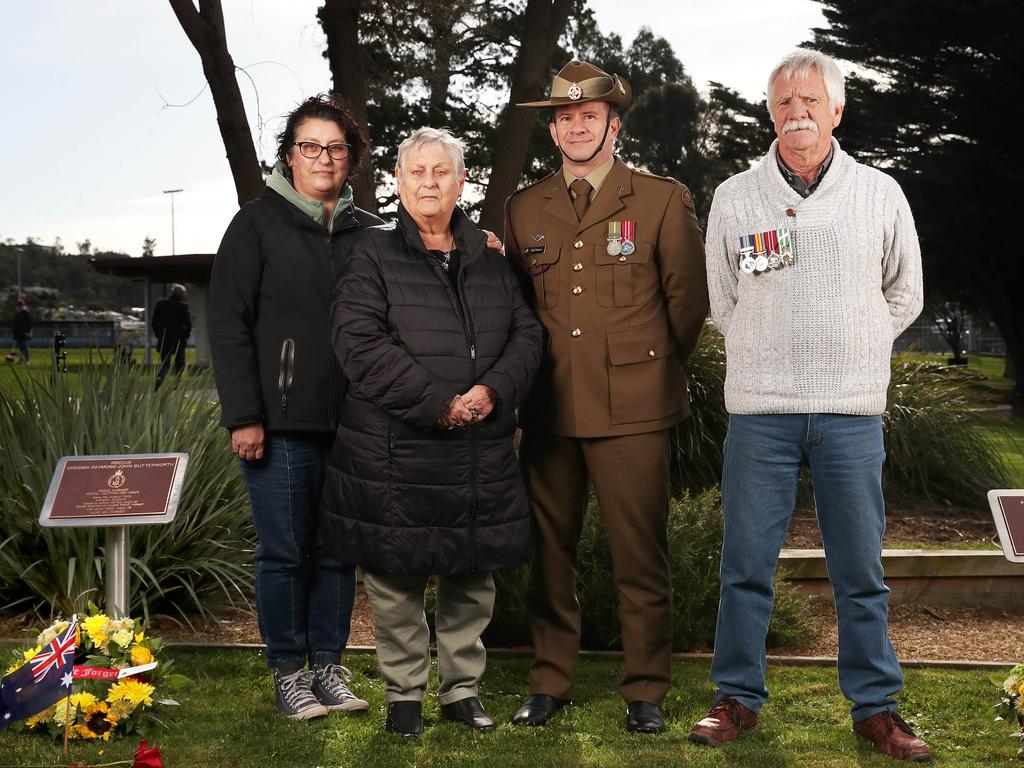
top-left (162, 189), bottom-right (183, 256)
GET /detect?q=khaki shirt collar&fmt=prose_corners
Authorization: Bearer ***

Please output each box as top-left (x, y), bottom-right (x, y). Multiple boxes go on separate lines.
top-left (563, 155), bottom-right (616, 202)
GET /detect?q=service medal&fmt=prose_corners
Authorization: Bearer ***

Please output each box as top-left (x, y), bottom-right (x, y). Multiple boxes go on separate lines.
top-left (740, 256), bottom-right (756, 274)
top-left (768, 253), bottom-right (781, 270)
top-left (754, 255), bottom-right (769, 272)
top-left (621, 220), bottom-right (636, 256)
top-left (607, 221), bottom-right (623, 256)
top-left (777, 226), bottom-right (795, 266)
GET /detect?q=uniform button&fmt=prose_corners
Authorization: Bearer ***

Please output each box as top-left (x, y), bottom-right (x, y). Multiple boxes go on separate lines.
top-left (618, 255), bottom-right (627, 262)
top-left (572, 262), bottom-right (583, 271)
top-left (573, 240), bottom-right (584, 249)
top-left (530, 257), bottom-right (538, 266)
top-left (570, 328), bottom-right (582, 337)
top-left (572, 286), bottom-right (583, 295)
top-left (648, 349), bottom-right (656, 357)
top-left (785, 208), bottom-right (796, 217)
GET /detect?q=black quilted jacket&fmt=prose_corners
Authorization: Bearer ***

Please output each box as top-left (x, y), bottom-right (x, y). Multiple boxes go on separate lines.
top-left (321, 204), bottom-right (543, 575)
top-left (209, 188), bottom-right (382, 432)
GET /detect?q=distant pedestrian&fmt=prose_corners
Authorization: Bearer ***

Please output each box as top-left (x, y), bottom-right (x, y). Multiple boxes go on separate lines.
top-left (11, 298), bottom-right (32, 365)
top-left (152, 284), bottom-right (191, 388)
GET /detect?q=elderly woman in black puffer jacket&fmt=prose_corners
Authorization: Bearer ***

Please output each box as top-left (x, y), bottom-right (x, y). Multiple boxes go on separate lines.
top-left (321, 127), bottom-right (542, 737)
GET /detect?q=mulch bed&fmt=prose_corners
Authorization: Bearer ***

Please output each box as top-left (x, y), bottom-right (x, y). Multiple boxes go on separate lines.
top-left (3, 510), bottom-right (1014, 664)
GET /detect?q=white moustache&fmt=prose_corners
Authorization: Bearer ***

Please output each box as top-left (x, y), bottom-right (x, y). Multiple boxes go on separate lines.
top-left (783, 119), bottom-right (818, 134)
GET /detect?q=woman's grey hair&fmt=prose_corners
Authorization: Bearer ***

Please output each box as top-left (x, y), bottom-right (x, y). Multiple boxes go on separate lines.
top-left (766, 50), bottom-right (846, 115)
top-left (396, 127), bottom-right (467, 176)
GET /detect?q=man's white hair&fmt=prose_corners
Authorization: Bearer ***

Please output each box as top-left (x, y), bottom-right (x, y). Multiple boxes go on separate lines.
top-left (766, 50), bottom-right (846, 116)
top-left (396, 127), bottom-right (467, 176)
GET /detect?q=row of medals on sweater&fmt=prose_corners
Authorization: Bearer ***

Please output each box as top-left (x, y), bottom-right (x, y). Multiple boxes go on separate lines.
top-left (738, 226), bottom-right (795, 274)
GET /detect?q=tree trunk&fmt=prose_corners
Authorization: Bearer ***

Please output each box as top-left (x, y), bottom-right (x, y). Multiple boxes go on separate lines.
top-left (478, 0), bottom-right (573, 235)
top-left (318, 0), bottom-right (378, 214)
top-left (168, 0), bottom-right (264, 206)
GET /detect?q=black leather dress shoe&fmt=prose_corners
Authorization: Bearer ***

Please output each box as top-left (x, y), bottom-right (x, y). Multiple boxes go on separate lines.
top-left (511, 693), bottom-right (571, 726)
top-left (385, 700), bottom-right (423, 736)
top-left (626, 700), bottom-right (666, 734)
top-left (440, 696), bottom-right (496, 731)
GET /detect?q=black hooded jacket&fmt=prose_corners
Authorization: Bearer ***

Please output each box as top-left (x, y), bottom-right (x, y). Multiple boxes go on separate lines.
top-left (321, 205), bottom-right (543, 575)
top-left (209, 186), bottom-right (382, 432)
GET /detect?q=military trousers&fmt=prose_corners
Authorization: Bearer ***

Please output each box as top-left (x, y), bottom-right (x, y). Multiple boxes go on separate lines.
top-left (520, 429), bottom-right (672, 705)
top-left (362, 569), bottom-right (495, 704)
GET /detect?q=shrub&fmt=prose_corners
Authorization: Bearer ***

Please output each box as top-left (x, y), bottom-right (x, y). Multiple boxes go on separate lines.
top-left (0, 357), bottom-right (254, 623)
top-left (884, 355), bottom-right (1011, 507)
top-left (485, 489), bottom-right (809, 651)
top-left (674, 329), bottom-right (1011, 510)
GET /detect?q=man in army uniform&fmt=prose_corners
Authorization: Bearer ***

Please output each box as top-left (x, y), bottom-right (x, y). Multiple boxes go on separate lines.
top-left (505, 60), bottom-right (709, 733)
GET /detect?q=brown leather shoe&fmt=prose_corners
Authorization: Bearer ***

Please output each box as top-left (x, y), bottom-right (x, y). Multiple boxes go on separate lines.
top-left (688, 698), bottom-right (758, 747)
top-left (853, 711), bottom-right (933, 763)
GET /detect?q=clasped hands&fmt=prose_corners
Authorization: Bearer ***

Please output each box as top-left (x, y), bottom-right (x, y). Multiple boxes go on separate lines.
top-left (437, 384), bottom-right (496, 430)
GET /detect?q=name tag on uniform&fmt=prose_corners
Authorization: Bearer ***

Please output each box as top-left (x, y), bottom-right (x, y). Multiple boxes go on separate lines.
top-left (524, 246), bottom-right (546, 256)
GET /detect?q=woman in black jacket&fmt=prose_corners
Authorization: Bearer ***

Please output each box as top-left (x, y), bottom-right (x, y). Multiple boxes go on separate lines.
top-left (209, 95), bottom-right (382, 722)
top-left (323, 127), bottom-right (542, 736)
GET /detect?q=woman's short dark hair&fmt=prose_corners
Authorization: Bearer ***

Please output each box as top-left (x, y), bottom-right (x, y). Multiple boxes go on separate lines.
top-left (275, 93), bottom-right (369, 172)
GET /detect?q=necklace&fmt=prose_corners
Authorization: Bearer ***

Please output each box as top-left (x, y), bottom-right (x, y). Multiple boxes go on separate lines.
top-left (437, 233), bottom-right (456, 271)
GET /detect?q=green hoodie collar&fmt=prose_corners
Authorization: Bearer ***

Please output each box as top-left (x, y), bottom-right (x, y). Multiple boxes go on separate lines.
top-left (267, 160), bottom-right (354, 232)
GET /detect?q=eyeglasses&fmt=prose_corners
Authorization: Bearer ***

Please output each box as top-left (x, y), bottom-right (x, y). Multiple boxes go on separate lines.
top-left (293, 141), bottom-right (351, 160)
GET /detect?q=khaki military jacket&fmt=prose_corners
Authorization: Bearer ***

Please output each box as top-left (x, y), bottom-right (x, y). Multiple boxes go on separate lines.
top-left (506, 157), bottom-right (709, 437)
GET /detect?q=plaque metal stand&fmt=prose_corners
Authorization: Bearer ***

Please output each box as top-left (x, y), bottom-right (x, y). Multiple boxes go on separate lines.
top-left (39, 454), bottom-right (189, 618)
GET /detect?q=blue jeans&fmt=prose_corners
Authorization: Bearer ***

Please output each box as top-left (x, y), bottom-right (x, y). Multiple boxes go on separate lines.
top-left (711, 414), bottom-right (903, 722)
top-left (240, 432), bottom-right (356, 671)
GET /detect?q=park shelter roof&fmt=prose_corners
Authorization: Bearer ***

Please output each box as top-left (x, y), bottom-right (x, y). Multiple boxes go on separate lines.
top-left (89, 253), bottom-right (214, 284)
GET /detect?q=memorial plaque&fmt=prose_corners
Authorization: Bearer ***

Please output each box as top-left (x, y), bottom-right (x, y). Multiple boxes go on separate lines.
top-left (40, 454), bottom-right (188, 528)
top-left (987, 490), bottom-right (1024, 563)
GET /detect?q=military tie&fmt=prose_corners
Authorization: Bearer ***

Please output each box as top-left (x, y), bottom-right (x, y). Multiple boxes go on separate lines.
top-left (570, 178), bottom-right (592, 222)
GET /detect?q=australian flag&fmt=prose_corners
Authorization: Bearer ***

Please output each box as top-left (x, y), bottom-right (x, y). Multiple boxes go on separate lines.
top-left (0, 617), bottom-right (78, 728)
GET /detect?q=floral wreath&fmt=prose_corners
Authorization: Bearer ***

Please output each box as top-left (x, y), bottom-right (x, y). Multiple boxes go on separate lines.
top-left (4, 603), bottom-right (189, 742)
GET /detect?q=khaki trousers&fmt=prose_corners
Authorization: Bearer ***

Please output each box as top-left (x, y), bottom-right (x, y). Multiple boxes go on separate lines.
top-left (362, 569), bottom-right (495, 704)
top-left (521, 429), bottom-right (672, 705)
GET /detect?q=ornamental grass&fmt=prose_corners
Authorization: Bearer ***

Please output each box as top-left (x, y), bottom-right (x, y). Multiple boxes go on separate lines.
top-left (0, 356), bottom-right (254, 623)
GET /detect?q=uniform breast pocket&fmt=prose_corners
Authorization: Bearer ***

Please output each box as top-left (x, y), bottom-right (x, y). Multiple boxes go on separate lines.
top-left (525, 247), bottom-right (561, 308)
top-left (594, 242), bottom-right (654, 308)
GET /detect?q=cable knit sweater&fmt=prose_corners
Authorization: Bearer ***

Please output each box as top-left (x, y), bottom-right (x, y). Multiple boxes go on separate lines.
top-left (706, 139), bottom-right (923, 415)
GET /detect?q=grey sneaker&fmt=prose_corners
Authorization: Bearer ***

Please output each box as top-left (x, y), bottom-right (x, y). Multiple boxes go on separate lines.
top-left (273, 667), bottom-right (329, 721)
top-left (311, 663), bottom-right (369, 712)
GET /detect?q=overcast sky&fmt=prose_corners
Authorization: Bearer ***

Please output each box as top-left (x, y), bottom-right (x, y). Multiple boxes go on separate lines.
top-left (1, 0), bottom-right (824, 256)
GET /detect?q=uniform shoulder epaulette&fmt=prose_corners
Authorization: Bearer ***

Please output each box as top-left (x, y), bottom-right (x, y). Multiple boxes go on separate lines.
top-left (509, 169), bottom-right (561, 200)
top-left (631, 167), bottom-right (683, 187)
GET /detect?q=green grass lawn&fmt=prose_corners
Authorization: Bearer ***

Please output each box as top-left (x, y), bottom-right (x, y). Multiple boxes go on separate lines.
top-left (0, 652), bottom-right (1016, 767)
top-left (0, 348), bottom-right (202, 392)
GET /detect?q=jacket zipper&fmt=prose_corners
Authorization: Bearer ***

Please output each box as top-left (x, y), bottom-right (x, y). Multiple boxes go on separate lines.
top-left (457, 265), bottom-right (480, 574)
top-left (278, 338), bottom-right (295, 417)
top-left (326, 229), bottom-right (342, 429)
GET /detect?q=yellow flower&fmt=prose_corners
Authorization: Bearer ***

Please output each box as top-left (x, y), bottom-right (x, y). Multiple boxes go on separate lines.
top-left (107, 678), bottom-right (154, 708)
top-left (4, 659), bottom-right (25, 676)
top-left (52, 697), bottom-right (72, 726)
top-left (70, 692), bottom-right (98, 712)
top-left (111, 628), bottom-right (133, 648)
top-left (107, 698), bottom-right (135, 720)
top-left (134, 631), bottom-right (145, 643)
top-left (79, 701), bottom-right (117, 741)
top-left (83, 614), bottom-right (110, 646)
top-left (130, 645), bottom-right (154, 666)
top-left (22, 646), bottom-right (41, 661)
top-left (25, 705), bottom-right (55, 728)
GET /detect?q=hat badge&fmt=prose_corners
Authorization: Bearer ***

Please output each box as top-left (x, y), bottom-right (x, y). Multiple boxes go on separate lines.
top-left (568, 82), bottom-right (583, 100)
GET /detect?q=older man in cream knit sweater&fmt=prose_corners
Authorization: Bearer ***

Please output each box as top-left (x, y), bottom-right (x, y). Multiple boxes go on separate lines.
top-left (688, 51), bottom-right (932, 764)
